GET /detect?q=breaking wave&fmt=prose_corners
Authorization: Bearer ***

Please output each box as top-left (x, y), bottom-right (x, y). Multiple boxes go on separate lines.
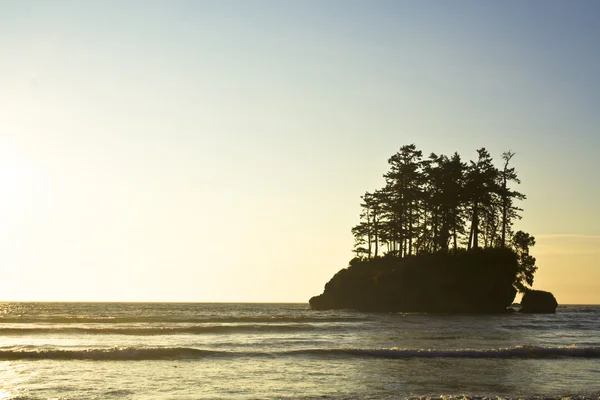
top-left (0, 323), bottom-right (321, 336)
top-left (0, 347), bottom-right (222, 361)
top-left (0, 315), bottom-right (364, 324)
top-left (291, 345), bottom-right (600, 359)
top-left (1, 345), bottom-right (599, 361)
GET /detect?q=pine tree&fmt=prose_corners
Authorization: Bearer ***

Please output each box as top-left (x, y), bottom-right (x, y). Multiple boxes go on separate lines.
top-left (465, 148), bottom-right (499, 250)
top-left (511, 230), bottom-right (537, 292)
top-left (499, 151), bottom-right (526, 247)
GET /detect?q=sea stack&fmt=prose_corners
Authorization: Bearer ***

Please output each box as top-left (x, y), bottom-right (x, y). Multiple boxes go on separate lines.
top-left (520, 290), bottom-right (558, 313)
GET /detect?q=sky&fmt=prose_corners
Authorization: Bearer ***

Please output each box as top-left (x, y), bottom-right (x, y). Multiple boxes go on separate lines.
top-left (1, 0), bottom-right (599, 303)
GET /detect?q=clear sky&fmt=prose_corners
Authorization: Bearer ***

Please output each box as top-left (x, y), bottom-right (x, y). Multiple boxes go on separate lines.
top-left (1, 1), bottom-right (599, 303)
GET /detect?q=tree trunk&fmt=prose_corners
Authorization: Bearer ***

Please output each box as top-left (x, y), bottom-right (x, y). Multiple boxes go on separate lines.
top-left (501, 178), bottom-right (508, 247)
top-left (453, 226), bottom-right (458, 252)
top-left (373, 214), bottom-right (378, 258)
top-left (472, 201), bottom-right (479, 249)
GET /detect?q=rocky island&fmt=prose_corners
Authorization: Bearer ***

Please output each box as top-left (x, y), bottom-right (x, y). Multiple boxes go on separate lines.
top-left (310, 145), bottom-right (556, 313)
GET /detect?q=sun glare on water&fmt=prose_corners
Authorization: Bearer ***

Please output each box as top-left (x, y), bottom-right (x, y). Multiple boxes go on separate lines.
top-left (0, 361), bottom-right (33, 400)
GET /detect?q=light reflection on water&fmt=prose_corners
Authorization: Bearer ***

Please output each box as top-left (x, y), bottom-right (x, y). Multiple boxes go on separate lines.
top-left (4, 358), bottom-right (599, 399)
top-left (0, 303), bottom-right (598, 399)
top-left (0, 362), bottom-right (34, 400)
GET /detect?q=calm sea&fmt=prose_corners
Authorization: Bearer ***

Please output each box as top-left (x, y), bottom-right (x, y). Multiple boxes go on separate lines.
top-left (0, 302), bottom-right (598, 399)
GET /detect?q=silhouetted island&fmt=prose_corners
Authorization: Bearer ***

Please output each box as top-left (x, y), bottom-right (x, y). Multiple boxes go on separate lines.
top-left (310, 145), bottom-right (557, 313)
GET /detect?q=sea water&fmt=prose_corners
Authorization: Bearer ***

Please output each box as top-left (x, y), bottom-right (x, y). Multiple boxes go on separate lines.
top-left (0, 302), bottom-right (598, 399)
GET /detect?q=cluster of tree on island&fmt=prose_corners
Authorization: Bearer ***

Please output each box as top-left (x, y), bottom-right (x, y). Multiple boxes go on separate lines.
top-left (351, 144), bottom-right (537, 292)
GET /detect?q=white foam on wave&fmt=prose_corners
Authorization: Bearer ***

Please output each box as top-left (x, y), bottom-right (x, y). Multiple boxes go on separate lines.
top-left (403, 395), bottom-right (600, 400)
top-left (324, 344), bottom-right (600, 359)
top-left (0, 346), bottom-right (223, 361)
top-left (0, 323), bottom-right (321, 336)
top-left (1, 345), bottom-right (599, 361)
top-left (415, 394), bottom-right (600, 400)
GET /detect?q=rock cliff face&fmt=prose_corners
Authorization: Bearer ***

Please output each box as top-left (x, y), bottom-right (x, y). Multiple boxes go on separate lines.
top-left (310, 248), bottom-right (519, 313)
top-left (520, 290), bottom-right (558, 313)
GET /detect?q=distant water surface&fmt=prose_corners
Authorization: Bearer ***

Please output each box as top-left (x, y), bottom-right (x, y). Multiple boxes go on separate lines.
top-left (0, 302), bottom-right (599, 399)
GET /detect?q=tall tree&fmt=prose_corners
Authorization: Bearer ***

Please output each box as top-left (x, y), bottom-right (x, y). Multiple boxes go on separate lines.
top-left (499, 151), bottom-right (526, 247)
top-left (351, 220), bottom-right (371, 259)
top-left (443, 153), bottom-right (467, 252)
top-left (356, 191), bottom-right (386, 258)
top-left (511, 230), bottom-right (537, 292)
top-left (352, 191), bottom-right (375, 259)
top-left (465, 148), bottom-right (499, 250)
top-left (420, 153), bottom-right (444, 253)
top-left (384, 144), bottom-right (424, 256)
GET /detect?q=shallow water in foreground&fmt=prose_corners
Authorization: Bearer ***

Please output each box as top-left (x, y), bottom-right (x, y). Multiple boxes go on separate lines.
top-left (0, 302), bottom-right (598, 399)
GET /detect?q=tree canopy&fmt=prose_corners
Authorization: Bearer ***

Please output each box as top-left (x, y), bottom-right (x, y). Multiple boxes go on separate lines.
top-left (351, 144), bottom-right (537, 292)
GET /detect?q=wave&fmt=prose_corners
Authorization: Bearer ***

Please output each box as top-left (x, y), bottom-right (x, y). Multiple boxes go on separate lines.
top-left (2, 345), bottom-right (599, 361)
top-left (275, 394), bottom-right (600, 400)
top-left (7, 394), bottom-right (600, 400)
top-left (565, 307), bottom-right (600, 314)
top-left (0, 323), bottom-right (321, 336)
top-left (0, 347), bottom-right (223, 361)
top-left (0, 315), bottom-right (364, 324)
top-left (291, 345), bottom-right (600, 359)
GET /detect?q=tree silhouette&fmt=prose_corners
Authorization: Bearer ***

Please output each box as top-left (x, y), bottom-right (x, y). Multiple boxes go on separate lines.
top-left (350, 144), bottom-right (536, 292)
top-left (464, 148), bottom-right (499, 250)
top-left (383, 144), bottom-right (424, 256)
top-left (511, 230), bottom-right (537, 292)
top-left (499, 151), bottom-right (525, 247)
top-left (315, 145), bottom-right (540, 313)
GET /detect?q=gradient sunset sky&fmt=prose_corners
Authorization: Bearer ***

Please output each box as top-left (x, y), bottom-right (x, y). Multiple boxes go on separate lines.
top-left (1, 1), bottom-right (599, 303)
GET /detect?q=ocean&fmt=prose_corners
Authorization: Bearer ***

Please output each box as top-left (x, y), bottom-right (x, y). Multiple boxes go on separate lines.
top-left (0, 302), bottom-right (598, 399)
